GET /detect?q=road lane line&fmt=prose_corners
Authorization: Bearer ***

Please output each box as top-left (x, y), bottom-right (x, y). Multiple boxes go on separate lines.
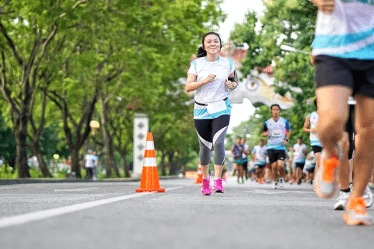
top-left (0, 186), bottom-right (183, 229)
top-left (54, 188), bottom-right (98, 192)
top-left (244, 189), bottom-right (315, 194)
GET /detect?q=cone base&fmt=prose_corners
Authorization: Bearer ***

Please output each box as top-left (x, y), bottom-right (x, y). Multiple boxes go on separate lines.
top-left (135, 188), bottom-right (165, 192)
top-left (195, 175), bottom-right (203, 184)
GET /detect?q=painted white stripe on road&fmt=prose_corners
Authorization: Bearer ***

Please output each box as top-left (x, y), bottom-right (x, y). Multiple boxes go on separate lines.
top-left (54, 188), bottom-right (98, 192)
top-left (0, 187), bottom-right (16, 190)
top-left (244, 189), bottom-right (315, 195)
top-left (0, 186), bottom-right (183, 229)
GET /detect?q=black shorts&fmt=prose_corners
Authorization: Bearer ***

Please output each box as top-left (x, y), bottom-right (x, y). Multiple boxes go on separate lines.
top-left (242, 160), bottom-right (248, 170)
top-left (296, 163), bottom-right (305, 170)
top-left (255, 164), bottom-right (266, 169)
top-left (267, 149), bottom-right (286, 164)
top-left (344, 104), bottom-right (355, 160)
top-left (312, 146), bottom-right (322, 154)
top-left (306, 166), bottom-right (315, 174)
top-left (315, 55), bottom-right (374, 98)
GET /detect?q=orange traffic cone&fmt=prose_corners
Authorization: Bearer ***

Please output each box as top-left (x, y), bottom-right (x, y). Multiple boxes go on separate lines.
top-left (135, 132), bottom-right (165, 192)
top-left (195, 162), bottom-right (203, 184)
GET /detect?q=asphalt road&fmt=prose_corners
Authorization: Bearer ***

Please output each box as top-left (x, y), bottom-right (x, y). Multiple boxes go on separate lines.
top-left (0, 177), bottom-right (373, 249)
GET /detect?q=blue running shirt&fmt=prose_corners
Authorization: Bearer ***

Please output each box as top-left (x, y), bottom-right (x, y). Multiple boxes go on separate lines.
top-left (263, 117), bottom-right (291, 150)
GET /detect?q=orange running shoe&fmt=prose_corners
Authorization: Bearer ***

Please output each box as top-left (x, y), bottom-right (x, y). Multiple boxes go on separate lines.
top-left (261, 178), bottom-right (265, 184)
top-left (343, 197), bottom-right (371, 226)
top-left (314, 149), bottom-right (340, 199)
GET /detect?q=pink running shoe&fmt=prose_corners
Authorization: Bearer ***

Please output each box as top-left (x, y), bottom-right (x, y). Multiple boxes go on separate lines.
top-left (201, 178), bottom-right (212, 195)
top-left (214, 178), bottom-right (226, 193)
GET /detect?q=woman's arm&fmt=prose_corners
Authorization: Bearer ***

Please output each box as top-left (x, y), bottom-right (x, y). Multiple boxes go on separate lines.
top-left (303, 115), bottom-right (313, 133)
top-left (185, 74), bottom-right (215, 93)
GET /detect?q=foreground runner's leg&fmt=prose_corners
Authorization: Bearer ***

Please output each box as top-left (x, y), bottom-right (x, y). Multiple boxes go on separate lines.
top-left (335, 132), bottom-right (350, 210)
top-left (343, 96), bottom-right (374, 225)
top-left (315, 86), bottom-right (351, 199)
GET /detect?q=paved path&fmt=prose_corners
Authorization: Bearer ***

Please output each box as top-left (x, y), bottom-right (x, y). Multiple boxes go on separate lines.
top-left (0, 177), bottom-right (373, 249)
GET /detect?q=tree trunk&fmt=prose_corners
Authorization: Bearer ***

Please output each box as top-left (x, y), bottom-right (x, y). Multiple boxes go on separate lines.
top-left (14, 121), bottom-right (30, 178)
top-left (161, 153), bottom-right (166, 176)
top-left (99, 91), bottom-right (120, 178)
top-left (168, 153), bottom-right (177, 176)
top-left (70, 147), bottom-right (81, 178)
top-left (121, 156), bottom-right (130, 178)
top-left (31, 142), bottom-right (52, 177)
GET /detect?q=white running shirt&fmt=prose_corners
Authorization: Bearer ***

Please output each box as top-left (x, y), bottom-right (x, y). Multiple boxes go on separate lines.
top-left (312, 0), bottom-right (374, 59)
top-left (187, 56), bottom-right (235, 103)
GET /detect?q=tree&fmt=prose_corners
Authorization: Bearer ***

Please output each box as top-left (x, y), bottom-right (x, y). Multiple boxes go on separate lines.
top-left (228, 0), bottom-right (318, 148)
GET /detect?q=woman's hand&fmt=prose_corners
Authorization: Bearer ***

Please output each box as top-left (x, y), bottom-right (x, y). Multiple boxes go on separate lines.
top-left (204, 74), bottom-right (216, 84)
top-left (225, 79), bottom-right (236, 90)
top-left (312, 0), bottom-right (335, 14)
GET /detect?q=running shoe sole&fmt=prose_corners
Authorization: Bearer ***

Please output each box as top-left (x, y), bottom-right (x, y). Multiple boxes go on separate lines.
top-left (343, 213), bottom-right (371, 226)
top-left (314, 150), bottom-right (339, 199)
top-left (215, 190), bottom-right (223, 193)
top-left (334, 204), bottom-right (345, 211)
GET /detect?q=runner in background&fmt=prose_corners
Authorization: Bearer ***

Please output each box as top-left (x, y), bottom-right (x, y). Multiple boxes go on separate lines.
top-left (287, 146), bottom-right (295, 184)
top-left (293, 138), bottom-right (308, 185)
top-left (241, 137), bottom-right (250, 180)
top-left (263, 104), bottom-right (291, 189)
top-left (304, 151), bottom-right (316, 184)
top-left (231, 137), bottom-right (244, 184)
top-left (303, 99), bottom-right (322, 178)
top-left (252, 139), bottom-right (267, 184)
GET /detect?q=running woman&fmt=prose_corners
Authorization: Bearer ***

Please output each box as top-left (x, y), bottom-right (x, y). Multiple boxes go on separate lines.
top-left (311, 0), bottom-right (374, 225)
top-left (293, 138), bottom-right (308, 184)
top-left (231, 137), bottom-right (244, 184)
top-left (303, 99), bottom-right (322, 178)
top-left (241, 137), bottom-right (250, 180)
top-left (252, 139), bottom-right (267, 184)
top-left (186, 32), bottom-right (237, 195)
top-left (262, 104), bottom-right (291, 189)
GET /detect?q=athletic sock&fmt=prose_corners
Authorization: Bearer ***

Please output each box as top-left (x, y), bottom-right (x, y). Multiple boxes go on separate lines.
top-left (341, 188), bottom-right (350, 193)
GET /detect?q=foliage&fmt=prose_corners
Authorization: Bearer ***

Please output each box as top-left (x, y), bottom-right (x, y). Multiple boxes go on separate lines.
top-left (228, 0), bottom-right (318, 150)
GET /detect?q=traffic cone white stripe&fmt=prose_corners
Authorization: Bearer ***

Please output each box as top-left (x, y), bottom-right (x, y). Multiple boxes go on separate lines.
top-left (145, 141), bottom-right (154, 150)
top-left (144, 158), bottom-right (157, 167)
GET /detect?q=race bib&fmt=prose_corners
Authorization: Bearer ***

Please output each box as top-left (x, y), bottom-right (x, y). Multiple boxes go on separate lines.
top-left (207, 101), bottom-right (227, 114)
top-left (271, 130), bottom-right (282, 137)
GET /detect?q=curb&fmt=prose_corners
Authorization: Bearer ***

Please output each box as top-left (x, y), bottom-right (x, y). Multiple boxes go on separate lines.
top-left (0, 176), bottom-right (180, 186)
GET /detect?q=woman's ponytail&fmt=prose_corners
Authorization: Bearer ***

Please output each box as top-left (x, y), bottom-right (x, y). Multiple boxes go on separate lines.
top-left (196, 46), bottom-right (207, 58)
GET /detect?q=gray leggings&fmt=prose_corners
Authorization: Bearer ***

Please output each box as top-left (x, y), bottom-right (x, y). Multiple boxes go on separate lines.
top-left (194, 115), bottom-right (230, 165)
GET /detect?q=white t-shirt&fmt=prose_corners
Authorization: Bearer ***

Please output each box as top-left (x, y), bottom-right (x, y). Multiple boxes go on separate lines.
top-left (252, 145), bottom-right (268, 164)
top-left (242, 144), bottom-right (249, 159)
top-left (85, 154), bottom-right (94, 168)
top-left (187, 56), bottom-right (235, 103)
top-left (312, 0), bottom-right (374, 59)
top-left (293, 143), bottom-right (308, 163)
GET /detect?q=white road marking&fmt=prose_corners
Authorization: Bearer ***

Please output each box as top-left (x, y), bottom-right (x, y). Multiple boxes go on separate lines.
top-left (0, 186), bottom-right (183, 229)
top-left (54, 188), bottom-right (98, 192)
top-left (244, 189), bottom-right (315, 195)
top-left (0, 186), bottom-right (16, 190)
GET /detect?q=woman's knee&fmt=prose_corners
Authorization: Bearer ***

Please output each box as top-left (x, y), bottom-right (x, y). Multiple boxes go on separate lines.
top-left (214, 141), bottom-right (224, 151)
